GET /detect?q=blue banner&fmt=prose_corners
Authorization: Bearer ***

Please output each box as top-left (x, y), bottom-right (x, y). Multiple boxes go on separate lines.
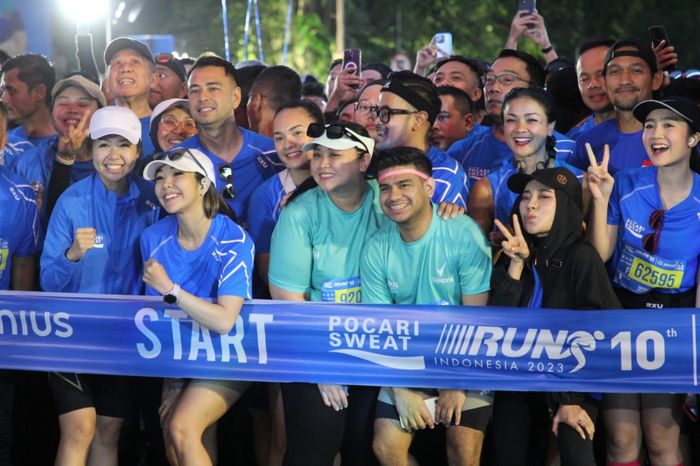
top-left (1, 291), bottom-right (699, 393)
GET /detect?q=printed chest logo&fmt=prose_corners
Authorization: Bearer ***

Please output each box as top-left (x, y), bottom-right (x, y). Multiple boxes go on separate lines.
top-left (93, 234), bottom-right (106, 249)
top-left (624, 219), bottom-right (644, 239)
top-left (432, 263), bottom-right (454, 284)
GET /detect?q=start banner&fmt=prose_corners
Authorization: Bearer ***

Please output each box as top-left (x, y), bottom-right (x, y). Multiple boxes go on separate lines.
top-left (0, 291), bottom-right (698, 393)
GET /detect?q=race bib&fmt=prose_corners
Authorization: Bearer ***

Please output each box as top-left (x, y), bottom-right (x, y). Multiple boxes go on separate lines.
top-left (0, 248), bottom-right (7, 271)
top-left (321, 277), bottom-right (362, 303)
top-left (614, 244), bottom-right (685, 294)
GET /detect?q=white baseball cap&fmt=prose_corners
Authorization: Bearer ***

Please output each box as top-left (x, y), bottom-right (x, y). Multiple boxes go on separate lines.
top-left (89, 106), bottom-right (142, 144)
top-left (143, 147), bottom-right (217, 184)
top-left (149, 98), bottom-right (189, 132)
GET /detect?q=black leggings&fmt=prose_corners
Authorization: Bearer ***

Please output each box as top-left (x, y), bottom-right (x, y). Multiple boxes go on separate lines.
top-left (491, 391), bottom-right (599, 466)
top-left (281, 383), bottom-right (379, 466)
top-left (0, 371), bottom-right (13, 466)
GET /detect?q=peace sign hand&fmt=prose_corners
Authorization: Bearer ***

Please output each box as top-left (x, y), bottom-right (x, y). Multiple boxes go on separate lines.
top-left (58, 111), bottom-right (90, 159)
top-left (494, 215), bottom-right (530, 263)
top-left (585, 143), bottom-right (614, 202)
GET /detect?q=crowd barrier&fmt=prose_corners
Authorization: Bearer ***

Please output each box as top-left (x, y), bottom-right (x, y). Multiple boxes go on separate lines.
top-left (0, 291), bottom-right (698, 393)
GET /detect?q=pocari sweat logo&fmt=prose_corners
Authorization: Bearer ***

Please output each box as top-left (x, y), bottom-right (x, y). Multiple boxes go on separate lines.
top-left (328, 316), bottom-right (425, 370)
top-left (433, 324), bottom-right (606, 373)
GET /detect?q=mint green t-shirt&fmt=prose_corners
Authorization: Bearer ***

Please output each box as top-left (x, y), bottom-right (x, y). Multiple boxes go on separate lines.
top-left (269, 181), bottom-right (387, 302)
top-left (361, 204), bottom-right (491, 305)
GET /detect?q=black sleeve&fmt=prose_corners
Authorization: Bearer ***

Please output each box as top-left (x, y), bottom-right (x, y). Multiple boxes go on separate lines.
top-left (570, 242), bottom-right (622, 310)
top-left (547, 391), bottom-right (588, 407)
top-left (45, 163), bottom-right (73, 221)
top-left (488, 256), bottom-right (531, 307)
top-left (76, 34), bottom-right (101, 82)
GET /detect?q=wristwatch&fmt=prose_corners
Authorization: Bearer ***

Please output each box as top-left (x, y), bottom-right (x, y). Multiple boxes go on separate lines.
top-left (163, 283), bottom-right (181, 305)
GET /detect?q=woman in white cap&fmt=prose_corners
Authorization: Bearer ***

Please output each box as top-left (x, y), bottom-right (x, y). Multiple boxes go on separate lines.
top-left (268, 122), bottom-right (383, 466)
top-left (40, 105), bottom-right (159, 466)
top-left (588, 96), bottom-right (700, 466)
top-left (140, 147), bottom-right (254, 466)
top-left (149, 98), bottom-right (198, 154)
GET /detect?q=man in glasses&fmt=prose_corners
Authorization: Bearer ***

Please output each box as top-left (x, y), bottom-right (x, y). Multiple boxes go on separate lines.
top-left (178, 53), bottom-right (278, 227)
top-left (104, 37), bottom-right (159, 155)
top-left (447, 49), bottom-right (575, 186)
top-left (375, 71), bottom-right (469, 208)
top-left (148, 53), bottom-right (187, 108)
top-left (570, 38), bottom-right (664, 174)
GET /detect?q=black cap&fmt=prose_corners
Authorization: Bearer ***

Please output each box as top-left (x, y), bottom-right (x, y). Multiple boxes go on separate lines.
top-left (508, 167), bottom-right (582, 211)
top-left (154, 53), bottom-right (187, 82)
top-left (633, 97), bottom-right (700, 133)
top-left (604, 38), bottom-right (658, 74)
top-left (104, 37), bottom-right (155, 67)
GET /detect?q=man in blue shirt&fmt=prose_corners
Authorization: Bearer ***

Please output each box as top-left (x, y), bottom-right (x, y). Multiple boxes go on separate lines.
top-left (179, 53), bottom-right (280, 227)
top-left (447, 50), bottom-right (575, 185)
top-left (570, 38), bottom-right (664, 173)
top-left (104, 37), bottom-right (158, 155)
top-left (375, 71), bottom-right (469, 208)
top-left (0, 54), bottom-right (57, 147)
top-left (567, 37), bottom-right (616, 140)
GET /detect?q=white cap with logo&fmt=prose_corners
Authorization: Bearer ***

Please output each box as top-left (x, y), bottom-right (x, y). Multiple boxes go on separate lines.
top-left (89, 106), bottom-right (142, 144)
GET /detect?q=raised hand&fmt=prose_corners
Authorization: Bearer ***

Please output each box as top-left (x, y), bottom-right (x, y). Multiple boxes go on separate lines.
top-left (494, 214), bottom-right (530, 263)
top-left (65, 227), bottom-right (97, 262)
top-left (58, 112), bottom-right (90, 160)
top-left (585, 143), bottom-right (614, 202)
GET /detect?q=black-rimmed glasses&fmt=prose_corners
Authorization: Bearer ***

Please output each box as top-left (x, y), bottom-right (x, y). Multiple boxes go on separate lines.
top-left (369, 106), bottom-right (419, 124)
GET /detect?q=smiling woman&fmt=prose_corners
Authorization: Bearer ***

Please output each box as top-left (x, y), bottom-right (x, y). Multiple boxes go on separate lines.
top-left (39, 105), bottom-right (160, 466)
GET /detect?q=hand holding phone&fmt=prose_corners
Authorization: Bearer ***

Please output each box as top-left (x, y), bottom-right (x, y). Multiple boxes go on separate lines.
top-left (648, 25), bottom-right (677, 72)
top-left (342, 49), bottom-right (362, 76)
top-left (432, 33), bottom-right (452, 59)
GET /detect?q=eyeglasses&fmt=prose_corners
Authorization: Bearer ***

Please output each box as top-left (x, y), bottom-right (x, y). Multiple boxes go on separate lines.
top-left (218, 164), bottom-right (236, 200)
top-left (307, 122), bottom-right (372, 154)
top-left (481, 73), bottom-right (532, 87)
top-left (354, 102), bottom-right (377, 115)
top-left (642, 209), bottom-right (665, 254)
top-left (159, 116), bottom-right (197, 134)
top-left (369, 106), bottom-right (419, 124)
top-left (155, 53), bottom-right (175, 65)
top-left (158, 148), bottom-right (210, 179)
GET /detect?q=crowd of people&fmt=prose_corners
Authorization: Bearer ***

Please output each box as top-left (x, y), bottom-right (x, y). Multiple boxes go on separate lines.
top-left (1, 6), bottom-right (700, 466)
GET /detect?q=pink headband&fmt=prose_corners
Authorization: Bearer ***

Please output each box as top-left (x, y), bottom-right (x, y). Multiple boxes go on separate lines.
top-left (377, 168), bottom-right (431, 183)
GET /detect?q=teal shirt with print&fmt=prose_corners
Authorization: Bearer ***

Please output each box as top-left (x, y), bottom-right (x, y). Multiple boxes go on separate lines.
top-left (269, 181), bottom-right (387, 302)
top-left (361, 204), bottom-right (491, 305)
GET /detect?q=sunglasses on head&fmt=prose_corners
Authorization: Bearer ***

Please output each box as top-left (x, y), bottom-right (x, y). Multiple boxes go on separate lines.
top-left (158, 148), bottom-right (209, 177)
top-left (218, 164), bottom-right (236, 200)
top-left (306, 122), bottom-right (371, 154)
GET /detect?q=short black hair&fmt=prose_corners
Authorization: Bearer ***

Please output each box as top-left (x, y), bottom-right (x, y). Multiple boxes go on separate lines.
top-left (251, 65), bottom-right (302, 112)
top-left (575, 37), bottom-right (616, 62)
top-left (370, 146), bottom-right (433, 179)
top-left (494, 49), bottom-right (545, 88)
top-left (328, 58), bottom-right (342, 74)
top-left (437, 86), bottom-right (473, 115)
top-left (436, 56), bottom-right (485, 80)
top-left (302, 79), bottom-right (327, 100)
top-left (236, 64), bottom-right (267, 104)
top-left (275, 99), bottom-right (325, 125)
top-left (188, 52), bottom-right (239, 85)
top-left (1, 54), bottom-right (56, 105)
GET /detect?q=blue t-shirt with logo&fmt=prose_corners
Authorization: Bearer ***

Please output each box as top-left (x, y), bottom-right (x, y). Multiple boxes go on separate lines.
top-left (570, 119), bottom-right (649, 174)
top-left (448, 127), bottom-right (576, 186)
top-left (8, 126), bottom-right (56, 148)
top-left (607, 166), bottom-right (700, 294)
top-left (178, 128), bottom-right (281, 227)
top-left (1, 133), bottom-right (36, 170)
top-left (141, 214), bottom-right (254, 299)
top-left (0, 166), bottom-right (40, 290)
